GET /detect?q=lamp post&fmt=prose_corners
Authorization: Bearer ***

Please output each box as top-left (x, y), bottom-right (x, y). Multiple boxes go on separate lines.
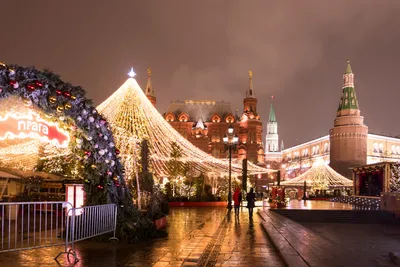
top-left (223, 124), bottom-right (238, 210)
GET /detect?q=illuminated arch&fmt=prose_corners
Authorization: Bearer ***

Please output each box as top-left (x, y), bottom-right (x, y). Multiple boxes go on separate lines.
top-left (164, 112), bottom-right (176, 122)
top-left (224, 114), bottom-right (235, 123)
top-left (178, 112), bottom-right (189, 122)
top-left (211, 113), bottom-right (221, 123)
top-left (0, 63), bottom-right (126, 206)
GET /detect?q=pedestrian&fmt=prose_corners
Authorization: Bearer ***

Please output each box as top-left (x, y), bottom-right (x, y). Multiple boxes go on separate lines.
top-left (233, 187), bottom-right (242, 215)
top-left (246, 188), bottom-right (256, 218)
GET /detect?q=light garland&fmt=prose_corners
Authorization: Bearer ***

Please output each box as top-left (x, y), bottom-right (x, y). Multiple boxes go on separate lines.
top-left (97, 75), bottom-right (274, 179)
top-left (281, 162), bottom-right (353, 187)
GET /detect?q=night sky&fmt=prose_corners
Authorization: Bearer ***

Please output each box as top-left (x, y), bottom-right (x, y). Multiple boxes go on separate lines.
top-left (2, 1), bottom-right (400, 148)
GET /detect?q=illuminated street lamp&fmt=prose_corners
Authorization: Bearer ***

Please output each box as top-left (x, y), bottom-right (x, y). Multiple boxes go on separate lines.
top-left (223, 124), bottom-right (239, 210)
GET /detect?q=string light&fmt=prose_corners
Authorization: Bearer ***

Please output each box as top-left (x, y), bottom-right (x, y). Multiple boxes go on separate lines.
top-left (281, 162), bottom-right (352, 187)
top-left (97, 75), bottom-right (273, 179)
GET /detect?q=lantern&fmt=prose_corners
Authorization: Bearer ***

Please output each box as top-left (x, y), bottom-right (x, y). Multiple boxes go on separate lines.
top-left (65, 184), bottom-right (85, 216)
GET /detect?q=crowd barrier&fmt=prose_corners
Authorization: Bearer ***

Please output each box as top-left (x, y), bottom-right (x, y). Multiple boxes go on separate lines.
top-left (0, 202), bottom-right (118, 264)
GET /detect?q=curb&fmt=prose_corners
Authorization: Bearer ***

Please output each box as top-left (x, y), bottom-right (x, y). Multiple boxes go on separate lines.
top-left (257, 209), bottom-right (309, 267)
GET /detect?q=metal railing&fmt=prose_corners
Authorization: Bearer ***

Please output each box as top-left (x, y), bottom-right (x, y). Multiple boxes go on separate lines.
top-left (0, 202), bottom-right (118, 264)
top-left (56, 203), bottom-right (118, 263)
top-left (0, 201), bottom-right (72, 253)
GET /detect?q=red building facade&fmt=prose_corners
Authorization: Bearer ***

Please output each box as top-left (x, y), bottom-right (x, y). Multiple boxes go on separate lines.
top-left (145, 70), bottom-right (265, 168)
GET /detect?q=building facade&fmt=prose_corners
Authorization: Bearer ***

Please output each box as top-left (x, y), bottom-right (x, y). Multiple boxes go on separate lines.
top-left (146, 71), bottom-right (265, 167)
top-left (281, 61), bottom-right (400, 179)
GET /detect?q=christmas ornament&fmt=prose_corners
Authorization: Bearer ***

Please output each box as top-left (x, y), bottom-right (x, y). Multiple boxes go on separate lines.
top-left (49, 96), bottom-right (57, 103)
top-left (26, 84), bottom-right (35, 91)
top-left (56, 90), bottom-right (62, 95)
top-left (56, 106), bottom-right (64, 112)
top-left (65, 103), bottom-right (72, 110)
top-left (35, 81), bottom-right (43, 87)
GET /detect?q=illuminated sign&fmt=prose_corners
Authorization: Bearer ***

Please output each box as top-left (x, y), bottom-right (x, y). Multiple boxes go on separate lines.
top-left (0, 111), bottom-right (69, 147)
top-left (66, 184), bottom-right (85, 216)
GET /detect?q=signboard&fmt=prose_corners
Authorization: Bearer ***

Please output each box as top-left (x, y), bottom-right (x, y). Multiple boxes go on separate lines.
top-left (66, 184), bottom-right (85, 216)
top-left (42, 182), bottom-right (63, 189)
top-left (0, 111), bottom-right (69, 147)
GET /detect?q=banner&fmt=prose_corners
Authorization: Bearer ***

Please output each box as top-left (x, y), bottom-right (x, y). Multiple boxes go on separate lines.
top-left (0, 111), bottom-right (69, 147)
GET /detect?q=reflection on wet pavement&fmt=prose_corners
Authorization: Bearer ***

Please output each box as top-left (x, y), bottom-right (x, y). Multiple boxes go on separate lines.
top-left (0, 207), bottom-right (284, 266)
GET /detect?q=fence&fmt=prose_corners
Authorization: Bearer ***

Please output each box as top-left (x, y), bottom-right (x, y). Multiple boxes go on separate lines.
top-left (330, 196), bottom-right (380, 210)
top-left (0, 202), bottom-right (118, 264)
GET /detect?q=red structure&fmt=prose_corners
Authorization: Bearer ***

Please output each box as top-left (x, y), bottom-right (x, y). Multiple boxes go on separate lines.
top-left (144, 70), bottom-right (267, 187)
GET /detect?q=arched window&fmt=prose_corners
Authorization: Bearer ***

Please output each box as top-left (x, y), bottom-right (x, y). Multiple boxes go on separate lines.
top-left (379, 143), bottom-right (384, 153)
top-left (373, 143), bottom-right (379, 153)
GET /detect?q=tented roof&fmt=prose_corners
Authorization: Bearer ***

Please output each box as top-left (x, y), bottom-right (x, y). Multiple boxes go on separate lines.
top-left (281, 163), bottom-right (353, 188)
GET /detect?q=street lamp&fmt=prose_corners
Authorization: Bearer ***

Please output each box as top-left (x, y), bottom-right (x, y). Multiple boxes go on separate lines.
top-left (223, 124), bottom-right (239, 210)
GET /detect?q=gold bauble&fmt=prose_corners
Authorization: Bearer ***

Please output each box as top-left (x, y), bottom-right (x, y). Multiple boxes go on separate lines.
top-left (23, 98), bottom-right (32, 107)
top-left (65, 103), bottom-right (72, 110)
top-left (49, 96), bottom-right (57, 104)
top-left (56, 106), bottom-right (64, 112)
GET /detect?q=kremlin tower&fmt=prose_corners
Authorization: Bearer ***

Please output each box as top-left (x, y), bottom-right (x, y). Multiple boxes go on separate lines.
top-left (329, 61), bottom-right (368, 178)
top-left (265, 97), bottom-right (283, 162)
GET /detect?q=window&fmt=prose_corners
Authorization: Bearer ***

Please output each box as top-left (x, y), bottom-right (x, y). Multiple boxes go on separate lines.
top-left (379, 143), bottom-right (384, 153)
top-left (373, 143), bottom-right (379, 153)
top-left (316, 145), bottom-right (320, 154)
top-left (392, 145), bottom-right (397, 155)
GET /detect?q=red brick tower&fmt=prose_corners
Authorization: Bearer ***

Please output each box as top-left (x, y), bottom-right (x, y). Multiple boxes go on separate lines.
top-left (329, 61), bottom-right (368, 178)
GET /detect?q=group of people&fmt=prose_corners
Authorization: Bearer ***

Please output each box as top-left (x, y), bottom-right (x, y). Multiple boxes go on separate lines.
top-left (232, 187), bottom-right (256, 218)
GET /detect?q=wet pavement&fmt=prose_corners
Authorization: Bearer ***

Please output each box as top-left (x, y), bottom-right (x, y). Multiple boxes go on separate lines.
top-left (0, 207), bottom-right (284, 267)
top-left (259, 207), bottom-right (400, 267)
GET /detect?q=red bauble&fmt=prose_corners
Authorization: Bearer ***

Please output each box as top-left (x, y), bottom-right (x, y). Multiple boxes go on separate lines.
top-left (26, 84), bottom-right (35, 91)
top-left (9, 80), bottom-right (16, 86)
top-left (35, 81), bottom-right (43, 87)
top-left (55, 90), bottom-right (62, 95)
top-left (115, 149), bottom-right (120, 155)
top-left (84, 151), bottom-right (91, 156)
top-left (64, 91), bottom-right (71, 97)
top-left (97, 185), bottom-right (104, 190)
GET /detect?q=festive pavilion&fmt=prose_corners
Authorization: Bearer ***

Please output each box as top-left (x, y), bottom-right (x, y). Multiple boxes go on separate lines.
top-left (97, 69), bottom-right (275, 184)
top-left (280, 160), bottom-right (353, 189)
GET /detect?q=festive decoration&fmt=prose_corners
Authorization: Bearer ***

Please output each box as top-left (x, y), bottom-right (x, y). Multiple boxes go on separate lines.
top-left (97, 73), bottom-right (273, 180)
top-left (390, 163), bottom-right (400, 192)
top-left (0, 63), bottom-right (155, 241)
top-left (281, 160), bottom-right (353, 188)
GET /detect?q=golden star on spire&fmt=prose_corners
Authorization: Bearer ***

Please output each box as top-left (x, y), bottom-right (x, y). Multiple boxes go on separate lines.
top-left (248, 70), bottom-right (253, 78)
top-left (147, 68), bottom-right (152, 76)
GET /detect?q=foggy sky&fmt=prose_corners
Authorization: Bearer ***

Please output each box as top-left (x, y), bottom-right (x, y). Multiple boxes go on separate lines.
top-left (1, 1), bottom-right (400, 147)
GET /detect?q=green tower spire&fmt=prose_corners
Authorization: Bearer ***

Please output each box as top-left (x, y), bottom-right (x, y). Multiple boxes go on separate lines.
top-left (337, 60), bottom-right (359, 112)
top-left (269, 96), bottom-right (276, 122)
top-left (345, 60), bottom-right (352, 74)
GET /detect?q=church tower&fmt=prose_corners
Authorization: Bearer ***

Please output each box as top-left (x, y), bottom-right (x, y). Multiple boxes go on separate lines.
top-left (329, 60), bottom-right (368, 178)
top-left (239, 70), bottom-right (264, 164)
top-left (145, 68), bottom-right (156, 106)
top-left (265, 97), bottom-right (282, 162)
top-left (243, 70), bottom-right (257, 113)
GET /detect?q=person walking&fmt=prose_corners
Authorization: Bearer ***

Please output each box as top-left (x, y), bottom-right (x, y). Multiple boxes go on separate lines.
top-left (246, 188), bottom-right (256, 218)
top-left (233, 187), bottom-right (242, 215)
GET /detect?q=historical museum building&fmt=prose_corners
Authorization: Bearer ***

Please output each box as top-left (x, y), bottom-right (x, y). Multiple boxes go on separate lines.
top-left (273, 61), bottom-right (400, 179)
top-left (144, 70), bottom-right (265, 167)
